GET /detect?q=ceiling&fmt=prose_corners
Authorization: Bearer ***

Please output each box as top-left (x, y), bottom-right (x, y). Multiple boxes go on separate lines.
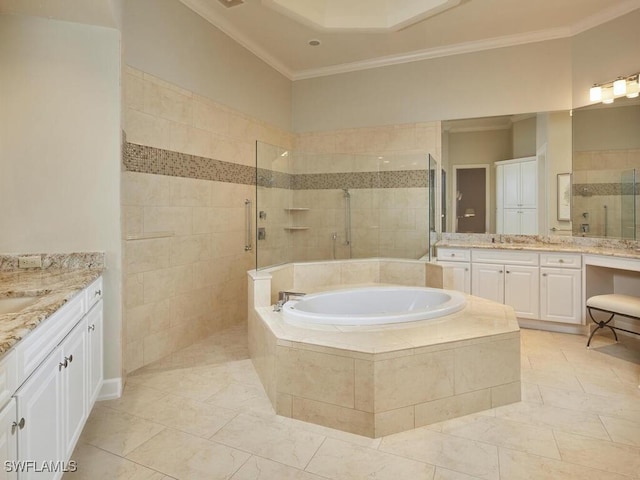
top-left (181, 0), bottom-right (640, 79)
top-left (1, 0), bottom-right (638, 81)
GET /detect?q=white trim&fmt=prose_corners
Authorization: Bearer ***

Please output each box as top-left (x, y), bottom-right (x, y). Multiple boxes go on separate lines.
top-left (180, 0), bottom-right (640, 81)
top-left (97, 377), bottom-right (123, 401)
top-left (452, 164), bottom-right (491, 233)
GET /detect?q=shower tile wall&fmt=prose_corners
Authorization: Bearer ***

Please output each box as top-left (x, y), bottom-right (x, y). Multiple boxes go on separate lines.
top-left (122, 67), bottom-right (293, 372)
top-left (290, 125), bottom-right (440, 261)
top-left (573, 149), bottom-right (640, 239)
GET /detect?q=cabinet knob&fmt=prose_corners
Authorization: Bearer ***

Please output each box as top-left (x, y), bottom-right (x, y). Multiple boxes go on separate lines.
top-left (499, 270), bottom-right (504, 274)
top-left (66, 355), bottom-right (73, 364)
top-left (542, 273), bottom-right (547, 276)
top-left (506, 270), bottom-right (511, 274)
top-left (451, 253), bottom-right (456, 257)
top-left (11, 418), bottom-right (25, 434)
top-left (558, 259), bottom-right (565, 263)
top-left (88, 324), bottom-right (96, 332)
top-left (95, 289), bottom-right (102, 297)
top-left (59, 359), bottom-right (68, 371)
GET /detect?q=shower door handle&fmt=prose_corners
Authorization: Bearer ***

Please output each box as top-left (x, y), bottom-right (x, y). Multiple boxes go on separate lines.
top-left (245, 199), bottom-right (253, 252)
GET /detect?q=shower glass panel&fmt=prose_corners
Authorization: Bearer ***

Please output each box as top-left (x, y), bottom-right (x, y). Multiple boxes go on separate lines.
top-left (620, 168), bottom-right (636, 240)
top-left (256, 141), bottom-right (432, 269)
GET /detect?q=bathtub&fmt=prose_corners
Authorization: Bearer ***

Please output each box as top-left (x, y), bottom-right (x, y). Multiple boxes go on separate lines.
top-left (282, 286), bottom-right (466, 325)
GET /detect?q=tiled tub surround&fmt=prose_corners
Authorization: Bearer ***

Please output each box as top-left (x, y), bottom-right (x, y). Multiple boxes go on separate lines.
top-left (248, 259), bottom-right (521, 438)
top-left (0, 253), bottom-right (104, 354)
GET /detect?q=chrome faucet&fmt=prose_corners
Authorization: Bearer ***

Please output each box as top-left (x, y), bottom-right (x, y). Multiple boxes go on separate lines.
top-left (273, 291), bottom-right (305, 312)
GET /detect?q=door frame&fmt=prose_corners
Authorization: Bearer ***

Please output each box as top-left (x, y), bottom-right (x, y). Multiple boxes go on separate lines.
top-left (452, 164), bottom-right (491, 233)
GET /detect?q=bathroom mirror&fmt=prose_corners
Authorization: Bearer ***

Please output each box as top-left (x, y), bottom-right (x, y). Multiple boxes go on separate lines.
top-left (440, 111), bottom-right (573, 235)
top-left (571, 96), bottom-right (640, 240)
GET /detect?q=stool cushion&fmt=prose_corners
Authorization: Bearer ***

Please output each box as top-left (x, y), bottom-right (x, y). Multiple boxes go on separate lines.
top-left (587, 294), bottom-right (640, 318)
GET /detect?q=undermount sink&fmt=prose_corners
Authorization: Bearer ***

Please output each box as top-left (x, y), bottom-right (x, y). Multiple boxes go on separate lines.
top-left (0, 296), bottom-right (40, 315)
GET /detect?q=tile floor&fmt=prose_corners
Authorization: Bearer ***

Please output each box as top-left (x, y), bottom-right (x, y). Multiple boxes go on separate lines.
top-left (65, 325), bottom-right (640, 480)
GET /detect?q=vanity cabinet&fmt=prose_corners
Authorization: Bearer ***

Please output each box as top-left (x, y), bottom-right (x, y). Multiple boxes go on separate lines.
top-left (539, 253), bottom-right (582, 324)
top-left (0, 398), bottom-right (17, 480)
top-left (0, 276), bottom-right (103, 480)
top-left (471, 262), bottom-right (539, 319)
top-left (436, 248), bottom-right (471, 294)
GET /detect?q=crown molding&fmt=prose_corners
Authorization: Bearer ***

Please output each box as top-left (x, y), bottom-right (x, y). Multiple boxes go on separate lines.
top-left (292, 27), bottom-right (571, 80)
top-left (180, 0), bottom-right (640, 82)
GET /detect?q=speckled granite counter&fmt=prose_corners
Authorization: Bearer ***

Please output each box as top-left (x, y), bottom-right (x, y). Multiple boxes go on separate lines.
top-left (436, 234), bottom-right (640, 260)
top-left (0, 253), bottom-right (104, 355)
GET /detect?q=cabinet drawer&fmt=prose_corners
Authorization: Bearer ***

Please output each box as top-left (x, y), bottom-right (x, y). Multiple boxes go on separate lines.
top-left (85, 276), bottom-right (103, 311)
top-left (471, 249), bottom-right (538, 265)
top-left (539, 253), bottom-right (582, 269)
top-left (15, 292), bottom-right (85, 385)
top-left (0, 350), bottom-right (17, 408)
top-left (436, 248), bottom-right (470, 262)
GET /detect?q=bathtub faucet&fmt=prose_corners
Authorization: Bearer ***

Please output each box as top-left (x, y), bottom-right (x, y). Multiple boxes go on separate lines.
top-left (273, 291), bottom-right (306, 312)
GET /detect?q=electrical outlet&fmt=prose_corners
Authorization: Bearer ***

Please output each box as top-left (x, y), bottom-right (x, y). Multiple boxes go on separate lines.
top-left (18, 256), bottom-right (42, 268)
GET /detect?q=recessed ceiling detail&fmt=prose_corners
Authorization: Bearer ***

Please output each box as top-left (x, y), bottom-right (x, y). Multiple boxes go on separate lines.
top-left (262, 0), bottom-right (462, 32)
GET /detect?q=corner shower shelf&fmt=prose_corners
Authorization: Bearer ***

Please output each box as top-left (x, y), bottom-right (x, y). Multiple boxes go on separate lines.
top-left (284, 208), bottom-right (310, 211)
top-left (284, 226), bottom-right (310, 230)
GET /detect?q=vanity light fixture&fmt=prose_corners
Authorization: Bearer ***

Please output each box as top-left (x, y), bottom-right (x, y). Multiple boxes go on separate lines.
top-left (589, 73), bottom-right (640, 104)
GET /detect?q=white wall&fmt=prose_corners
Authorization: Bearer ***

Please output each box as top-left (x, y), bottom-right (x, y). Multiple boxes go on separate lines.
top-left (292, 39), bottom-right (573, 132)
top-left (0, 15), bottom-right (123, 381)
top-left (123, 0), bottom-right (292, 131)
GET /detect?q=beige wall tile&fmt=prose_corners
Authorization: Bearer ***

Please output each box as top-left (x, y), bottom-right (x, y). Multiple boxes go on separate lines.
top-left (354, 359), bottom-right (374, 413)
top-left (415, 389), bottom-right (492, 428)
top-left (143, 206), bottom-right (192, 236)
top-left (292, 397), bottom-right (373, 438)
top-left (125, 238), bottom-right (171, 274)
top-left (277, 346), bottom-right (355, 408)
top-left (491, 381), bottom-right (522, 408)
top-left (293, 263), bottom-right (342, 290)
top-left (455, 338), bottom-right (521, 393)
top-left (380, 261), bottom-right (425, 286)
top-left (375, 350), bottom-right (455, 412)
top-left (124, 108), bottom-right (173, 151)
top-left (375, 406), bottom-right (415, 437)
top-left (122, 172), bottom-right (172, 207)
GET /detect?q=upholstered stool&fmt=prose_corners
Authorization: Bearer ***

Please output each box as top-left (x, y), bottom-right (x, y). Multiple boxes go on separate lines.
top-left (586, 294), bottom-right (640, 348)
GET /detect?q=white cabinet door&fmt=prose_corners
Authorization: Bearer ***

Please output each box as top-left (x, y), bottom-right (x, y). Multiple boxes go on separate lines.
top-left (87, 300), bottom-right (103, 407)
top-left (439, 262), bottom-right (471, 294)
top-left (505, 266), bottom-right (539, 319)
top-left (520, 160), bottom-right (538, 208)
top-left (520, 209), bottom-right (538, 235)
top-left (471, 263), bottom-right (504, 303)
top-left (540, 268), bottom-right (582, 324)
top-left (61, 320), bottom-right (87, 461)
top-left (502, 163), bottom-right (521, 209)
top-left (0, 399), bottom-right (17, 480)
top-left (502, 209), bottom-right (521, 234)
top-left (15, 351), bottom-right (64, 480)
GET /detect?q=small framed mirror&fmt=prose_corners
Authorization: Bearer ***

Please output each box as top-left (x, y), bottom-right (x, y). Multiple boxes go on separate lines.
top-left (557, 173), bottom-right (572, 221)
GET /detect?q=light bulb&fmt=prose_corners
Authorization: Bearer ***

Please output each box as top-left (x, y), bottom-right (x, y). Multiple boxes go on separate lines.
top-left (613, 78), bottom-right (627, 96)
top-left (602, 87), bottom-right (614, 104)
top-left (626, 76), bottom-right (639, 98)
top-left (589, 85), bottom-right (602, 102)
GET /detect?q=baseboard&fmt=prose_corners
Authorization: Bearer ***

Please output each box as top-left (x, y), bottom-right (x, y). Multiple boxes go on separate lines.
top-left (517, 318), bottom-right (588, 335)
top-left (97, 377), bottom-right (122, 401)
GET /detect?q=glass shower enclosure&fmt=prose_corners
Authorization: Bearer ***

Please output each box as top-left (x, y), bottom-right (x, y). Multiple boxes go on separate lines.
top-left (255, 141), bottom-right (434, 269)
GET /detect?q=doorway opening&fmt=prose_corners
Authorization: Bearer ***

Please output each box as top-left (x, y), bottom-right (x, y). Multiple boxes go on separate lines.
top-left (453, 165), bottom-right (489, 233)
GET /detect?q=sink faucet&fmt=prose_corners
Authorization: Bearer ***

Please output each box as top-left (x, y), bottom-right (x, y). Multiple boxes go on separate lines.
top-left (273, 291), bottom-right (306, 312)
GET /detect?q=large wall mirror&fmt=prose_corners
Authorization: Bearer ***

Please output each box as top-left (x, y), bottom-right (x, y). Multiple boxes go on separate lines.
top-left (440, 99), bottom-right (640, 241)
top-left (441, 111), bottom-right (572, 236)
top-left (571, 96), bottom-right (640, 240)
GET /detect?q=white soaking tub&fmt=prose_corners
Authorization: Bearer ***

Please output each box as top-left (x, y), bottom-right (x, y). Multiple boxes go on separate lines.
top-left (282, 286), bottom-right (466, 325)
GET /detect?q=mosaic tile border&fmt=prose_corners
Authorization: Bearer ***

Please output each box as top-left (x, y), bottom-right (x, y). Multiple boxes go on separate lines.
top-left (0, 253), bottom-right (105, 271)
top-left (573, 183), bottom-right (638, 197)
top-left (124, 142), bottom-right (429, 190)
top-left (124, 142), bottom-right (255, 185)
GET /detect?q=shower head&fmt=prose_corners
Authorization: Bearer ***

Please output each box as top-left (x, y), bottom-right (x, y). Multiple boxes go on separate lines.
top-left (342, 188), bottom-right (351, 198)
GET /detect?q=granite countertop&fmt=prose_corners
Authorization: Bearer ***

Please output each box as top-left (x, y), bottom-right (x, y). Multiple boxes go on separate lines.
top-left (0, 267), bottom-right (103, 356)
top-left (436, 241), bottom-right (640, 260)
